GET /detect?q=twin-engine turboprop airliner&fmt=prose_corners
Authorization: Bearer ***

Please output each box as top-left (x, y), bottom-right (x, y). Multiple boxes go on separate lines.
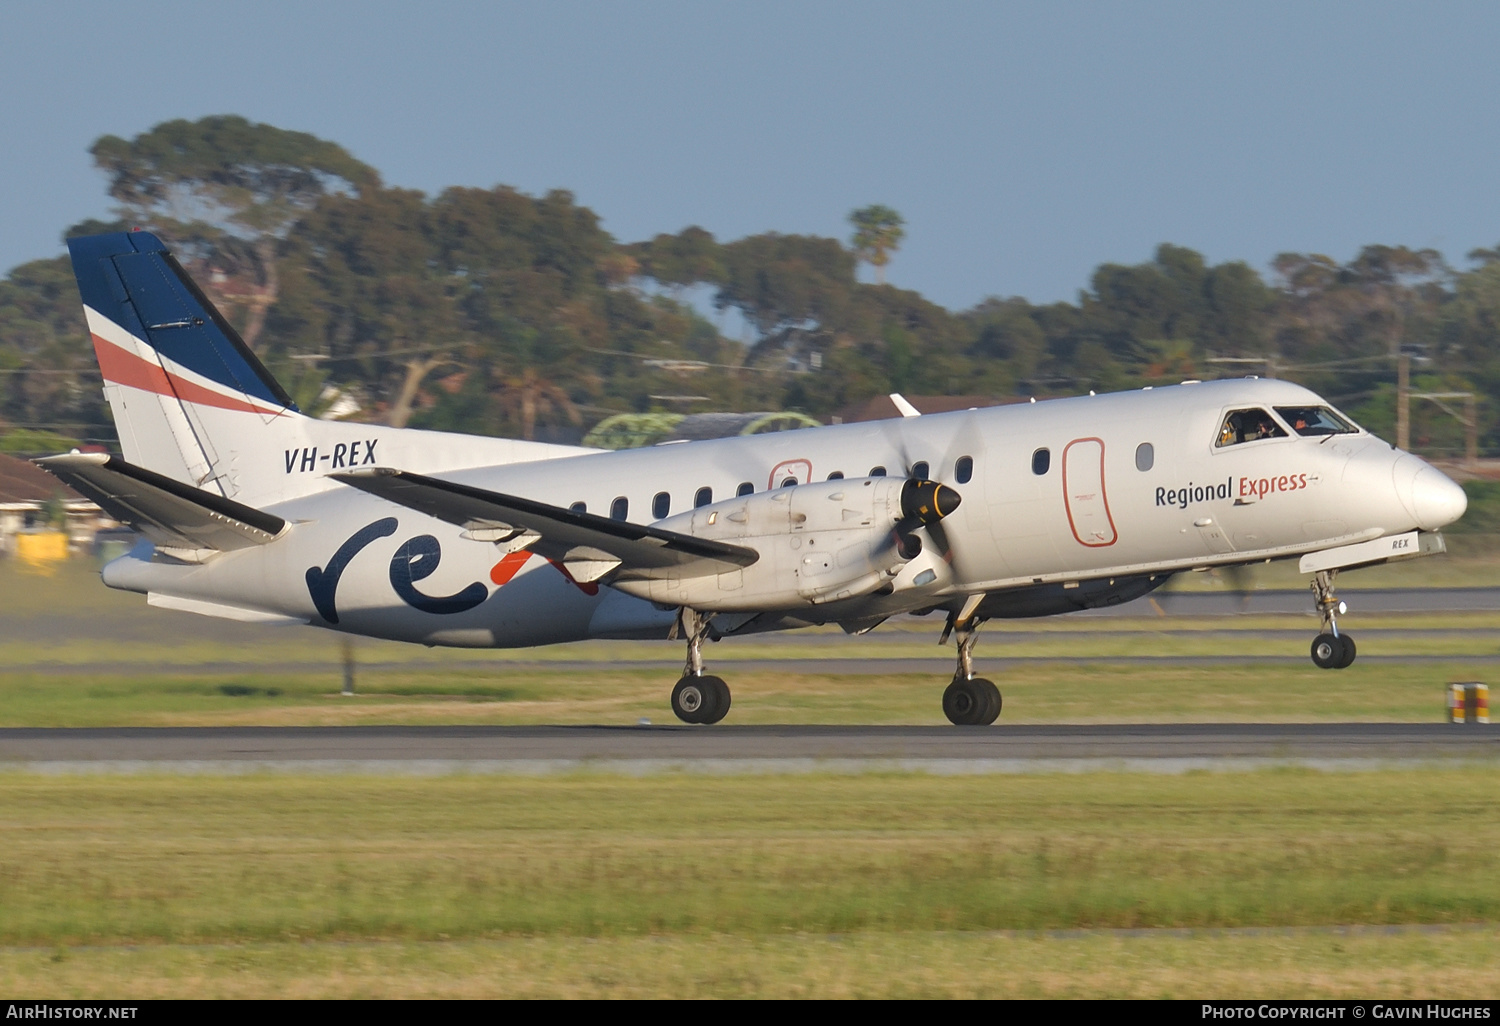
top-left (42, 231), bottom-right (1469, 725)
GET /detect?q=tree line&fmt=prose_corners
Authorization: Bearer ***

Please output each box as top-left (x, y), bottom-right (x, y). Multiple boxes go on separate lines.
top-left (1, 115), bottom-right (1497, 459)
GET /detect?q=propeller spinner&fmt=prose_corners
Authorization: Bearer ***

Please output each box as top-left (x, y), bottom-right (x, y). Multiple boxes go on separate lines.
top-left (899, 478), bottom-right (962, 525)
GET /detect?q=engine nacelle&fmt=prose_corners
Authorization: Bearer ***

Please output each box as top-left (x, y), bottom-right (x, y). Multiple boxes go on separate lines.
top-left (613, 476), bottom-right (958, 613)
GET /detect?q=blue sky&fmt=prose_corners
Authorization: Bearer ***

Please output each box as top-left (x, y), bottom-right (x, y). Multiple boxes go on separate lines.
top-left (3, 1), bottom-right (1498, 309)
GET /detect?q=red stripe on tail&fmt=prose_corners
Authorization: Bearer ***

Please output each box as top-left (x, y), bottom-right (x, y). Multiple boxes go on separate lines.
top-left (93, 335), bottom-right (281, 415)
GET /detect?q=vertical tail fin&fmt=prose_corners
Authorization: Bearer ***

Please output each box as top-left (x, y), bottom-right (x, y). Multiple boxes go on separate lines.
top-left (67, 231), bottom-right (297, 495)
top-left (69, 230), bottom-right (590, 508)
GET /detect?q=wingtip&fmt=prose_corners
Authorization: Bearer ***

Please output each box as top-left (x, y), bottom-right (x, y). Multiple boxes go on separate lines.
top-left (34, 451), bottom-right (111, 468)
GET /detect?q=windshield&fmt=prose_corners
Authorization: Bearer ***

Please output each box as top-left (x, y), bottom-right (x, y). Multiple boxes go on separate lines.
top-left (1274, 406), bottom-right (1358, 437)
top-left (1216, 407), bottom-right (1287, 447)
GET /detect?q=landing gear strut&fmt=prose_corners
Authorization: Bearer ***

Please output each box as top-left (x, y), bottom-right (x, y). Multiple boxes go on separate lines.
top-left (940, 606), bottom-right (1001, 726)
top-left (1309, 570), bottom-right (1356, 670)
top-left (669, 608), bottom-right (731, 724)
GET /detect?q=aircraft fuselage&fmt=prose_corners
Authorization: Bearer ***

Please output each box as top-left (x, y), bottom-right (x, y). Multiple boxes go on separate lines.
top-left (100, 377), bottom-right (1466, 648)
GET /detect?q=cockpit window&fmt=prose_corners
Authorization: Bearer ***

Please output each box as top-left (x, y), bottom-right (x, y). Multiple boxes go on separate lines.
top-left (1274, 406), bottom-right (1358, 437)
top-left (1216, 407), bottom-right (1287, 448)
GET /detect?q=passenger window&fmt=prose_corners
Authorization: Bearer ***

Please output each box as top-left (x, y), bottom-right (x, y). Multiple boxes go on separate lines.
top-left (1135, 443), bottom-right (1154, 472)
top-left (652, 492), bottom-right (670, 519)
top-left (1032, 448), bottom-right (1050, 475)
top-left (1216, 408), bottom-right (1287, 448)
top-left (569, 501), bottom-right (586, 514)
top-left (827, 471), bottom-right (844, 480)
top-left (737, 481), bottom-right (754, 497)
top-left (610, 497), bottom-right (629, 521)
top-left (910, 461), bottom-right (929, 480)
top-left (955, 456), bottom-right (973, 484)
top-left (1274, 406), bottom-right (1358, 437)
top-left (869, 466), bottom-right (887, 477)
top-left (694, 486), bottom-right (713, 508)
top-left (781, 477), bottom-right (797, 488)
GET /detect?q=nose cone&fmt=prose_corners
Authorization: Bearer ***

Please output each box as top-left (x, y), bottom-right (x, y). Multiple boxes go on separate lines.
top-left (900, 479), bottom-right (962, 524)
top-left (1410, 465), bottom-right (1468, 530)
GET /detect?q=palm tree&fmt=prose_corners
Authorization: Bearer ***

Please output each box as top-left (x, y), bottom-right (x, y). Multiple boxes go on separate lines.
top-left (849, 205), bottom-right (906, 285)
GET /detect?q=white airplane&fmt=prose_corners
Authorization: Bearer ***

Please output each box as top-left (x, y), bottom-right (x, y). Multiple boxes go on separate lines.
top-left (41, 231), bottom-right (1469, 725)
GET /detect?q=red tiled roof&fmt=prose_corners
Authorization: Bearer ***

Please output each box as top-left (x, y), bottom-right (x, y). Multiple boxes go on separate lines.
top-left (0, 453), bottom-right (81, 504)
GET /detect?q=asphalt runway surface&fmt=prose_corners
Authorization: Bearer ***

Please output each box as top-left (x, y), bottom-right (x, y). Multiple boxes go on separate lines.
top-left (2, 724), bottom-right (1493, 774)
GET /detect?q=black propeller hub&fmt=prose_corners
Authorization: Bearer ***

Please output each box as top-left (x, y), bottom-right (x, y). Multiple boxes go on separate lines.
top-left (900, 478), bottom-right (962, 525)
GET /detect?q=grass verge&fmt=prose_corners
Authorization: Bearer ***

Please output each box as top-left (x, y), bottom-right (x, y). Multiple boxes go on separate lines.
top-left (1, 770), bottom-right (1497, 997)
top-left (1, 770), bottom-right (1496, 944)
top-left (0, 660), bottom-right (1490, 726)
top-left (4, 929), bottom-right (1499, 999)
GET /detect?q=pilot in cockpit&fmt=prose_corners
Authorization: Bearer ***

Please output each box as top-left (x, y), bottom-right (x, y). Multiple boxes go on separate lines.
top-left (1218, 408), bottom-right (1286, 447)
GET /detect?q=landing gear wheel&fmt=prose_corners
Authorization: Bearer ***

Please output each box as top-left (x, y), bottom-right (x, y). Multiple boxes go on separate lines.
top-left (1310, 634), bottom-right (1343, 669)
top-left (671, 675), bottom-right (730, 725)
top-left (1307, 570), bottom-right (1356, 670)
top-left (943, 677), bottom-right (998, 726)
top-left (972, 677), bottom-right (1002, 725)
top-left (1335, 634), bottom-right (1357, 669)
top-left (703, 675), bottom-right (731, 722)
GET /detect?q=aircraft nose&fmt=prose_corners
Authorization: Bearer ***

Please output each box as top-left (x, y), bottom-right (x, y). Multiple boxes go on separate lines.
top-left (1410, 465), bottom-right (1468, 530)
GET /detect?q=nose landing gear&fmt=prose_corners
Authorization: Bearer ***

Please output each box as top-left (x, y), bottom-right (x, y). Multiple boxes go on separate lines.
top-left (669, 608), bottom-right (731, 724)
top-left (940, 606), bottom-right (1002, 726)
top-left (1309, 570), bottom-right (1356, 669)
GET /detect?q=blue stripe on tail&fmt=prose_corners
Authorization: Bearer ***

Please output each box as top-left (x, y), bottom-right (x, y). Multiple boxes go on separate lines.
top-left (67, 231), bottom-right (297, 411)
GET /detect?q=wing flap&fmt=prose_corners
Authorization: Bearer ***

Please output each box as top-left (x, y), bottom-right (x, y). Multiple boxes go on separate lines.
top-left (331, 468), bottom-right (758, 580)
top-left (36, 452), bottom-right (286, 553)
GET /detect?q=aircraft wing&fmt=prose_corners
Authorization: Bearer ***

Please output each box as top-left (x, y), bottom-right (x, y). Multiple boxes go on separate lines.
top-left (35, 452), bottom-right (286, 553)
top-left (331, 467), bottom-right (759, 582)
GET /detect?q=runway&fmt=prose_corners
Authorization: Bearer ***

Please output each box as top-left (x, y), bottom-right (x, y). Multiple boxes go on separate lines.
top-left (2, 723), bottom-right (1494, 774)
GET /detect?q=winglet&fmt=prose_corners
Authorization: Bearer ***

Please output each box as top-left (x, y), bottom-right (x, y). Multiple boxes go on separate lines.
top-left (889, 393), bottom-right (921, 418)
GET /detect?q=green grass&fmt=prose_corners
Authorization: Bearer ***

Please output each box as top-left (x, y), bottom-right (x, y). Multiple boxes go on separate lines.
top-left (1, 770), bottom-right (1498, 997)
top-left (0, 771), bottom-right (1496, 949)
top-left (5, 929), bottom-right (1499, 998)
top-left (0, 661), bottom-right (1492, 726)
top-left (3, 557), bottom-right (1497, 998)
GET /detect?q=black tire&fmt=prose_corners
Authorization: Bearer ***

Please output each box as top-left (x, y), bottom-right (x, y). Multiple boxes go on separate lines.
top-left (971, 678), bottom-right (1002, 725)
top-left (943, 677), bottom-right (987, 726)
top-left (699, 675), bottom-right (731, 724)
top-left (1335, 634), bottom-right (1357, 669)
top-left (671, 676), bottom-right (713, 724)
top-left (1310, 633), bottom-right (1342, 669)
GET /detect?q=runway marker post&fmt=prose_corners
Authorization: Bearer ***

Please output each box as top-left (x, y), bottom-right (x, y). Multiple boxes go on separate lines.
top-left (1449, 682), bottom-right (1488, 724)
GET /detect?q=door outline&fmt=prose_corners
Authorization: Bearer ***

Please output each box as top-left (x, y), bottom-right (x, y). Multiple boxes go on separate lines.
top-left (1061, 437), bottom-right (1118, 547)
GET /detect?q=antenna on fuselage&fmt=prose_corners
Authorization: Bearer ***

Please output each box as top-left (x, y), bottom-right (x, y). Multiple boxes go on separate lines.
top-left (889, 393), bottom-right (921, 418)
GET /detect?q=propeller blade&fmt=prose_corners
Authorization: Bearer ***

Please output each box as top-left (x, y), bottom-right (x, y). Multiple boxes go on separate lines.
top-left (1220, 563), bottom-right (1255, 612)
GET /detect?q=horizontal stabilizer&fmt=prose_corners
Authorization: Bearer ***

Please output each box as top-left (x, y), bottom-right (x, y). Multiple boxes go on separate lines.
top-left (36, 452), bottom-right (286, 555)
top-left (332, 468), bottom-right (758, 581)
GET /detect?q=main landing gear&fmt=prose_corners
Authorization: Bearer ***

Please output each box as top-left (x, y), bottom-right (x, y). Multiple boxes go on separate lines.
top-left (1309, 569), bottom-right (1357, 670)
top-left (940, 608), bottom-right (1001, 726)
top-left (669, 608), bottom-right (731, 724)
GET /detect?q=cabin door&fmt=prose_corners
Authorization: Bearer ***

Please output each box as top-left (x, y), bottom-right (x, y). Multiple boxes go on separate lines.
top-left (1061, 438), bottom-right (1118, 547)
